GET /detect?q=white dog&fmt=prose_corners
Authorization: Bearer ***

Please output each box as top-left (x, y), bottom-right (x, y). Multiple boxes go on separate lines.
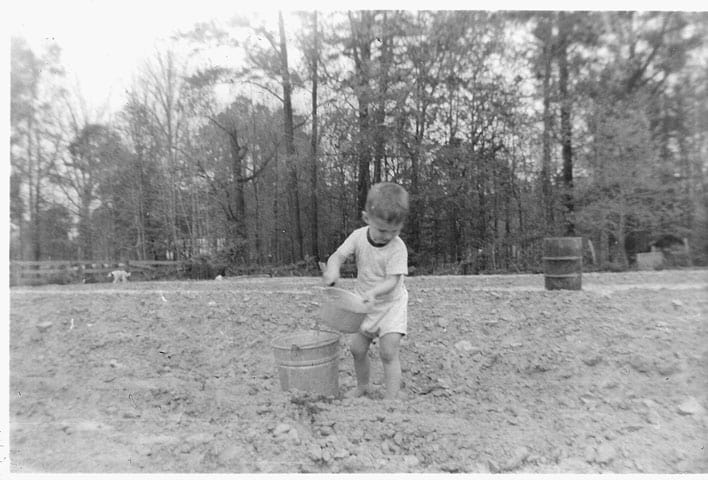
top-left (108, 270), bottom-right (131, 283)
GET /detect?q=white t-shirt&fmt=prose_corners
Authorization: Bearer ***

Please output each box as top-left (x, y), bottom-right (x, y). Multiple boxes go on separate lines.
top-left (334, 226), bottom-right (408, 303)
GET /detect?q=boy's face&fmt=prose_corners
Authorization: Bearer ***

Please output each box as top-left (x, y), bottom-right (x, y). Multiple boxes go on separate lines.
top-left (363, 211), bottom-right (403, 246)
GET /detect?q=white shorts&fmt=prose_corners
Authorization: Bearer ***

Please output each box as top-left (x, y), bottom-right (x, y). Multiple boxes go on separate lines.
top-left (359, 289), bottom-right (408, 339)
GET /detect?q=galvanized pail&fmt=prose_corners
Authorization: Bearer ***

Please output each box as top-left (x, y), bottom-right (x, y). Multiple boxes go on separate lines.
top-left (272, 330), bottom-right (341, 396)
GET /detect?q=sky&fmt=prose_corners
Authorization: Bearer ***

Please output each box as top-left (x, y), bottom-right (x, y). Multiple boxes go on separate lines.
top-left (8, 0), bottom-right (705, 116)
top-left (9, 0), bottom-right (248, 114)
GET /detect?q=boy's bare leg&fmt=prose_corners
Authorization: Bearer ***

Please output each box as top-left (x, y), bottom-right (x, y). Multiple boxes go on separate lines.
top-left (379, 333), bottom-right (403, 400)
top-left (348, 333), bottom-right (372, 397)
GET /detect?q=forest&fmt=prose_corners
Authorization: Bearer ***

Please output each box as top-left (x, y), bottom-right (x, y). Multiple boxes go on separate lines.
top-left (10, 11), bottom-right (708, 276)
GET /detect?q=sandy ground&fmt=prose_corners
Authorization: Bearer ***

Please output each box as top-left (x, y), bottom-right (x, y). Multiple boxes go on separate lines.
top-left (8, 269), bottom-right (708, 473)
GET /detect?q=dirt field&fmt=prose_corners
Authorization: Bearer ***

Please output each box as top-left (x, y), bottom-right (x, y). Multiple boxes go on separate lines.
top-left (8, 270), bottom-right (708, 473)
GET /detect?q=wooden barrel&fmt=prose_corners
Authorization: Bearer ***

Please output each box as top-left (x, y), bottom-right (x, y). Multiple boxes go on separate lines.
top-left (272, 330), bottom-right (341, 396)
top-left (543, 237), bottom-right (583, 290)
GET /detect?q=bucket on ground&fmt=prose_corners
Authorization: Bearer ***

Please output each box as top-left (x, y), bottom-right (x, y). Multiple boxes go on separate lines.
top-left (543, 237), bottom-right (583, 290)
top-left (271, 330), bottom-right (341, 396)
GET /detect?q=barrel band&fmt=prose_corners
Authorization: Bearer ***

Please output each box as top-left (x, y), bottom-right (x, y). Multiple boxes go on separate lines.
top-left (277, 353), bottom-right (339, 368)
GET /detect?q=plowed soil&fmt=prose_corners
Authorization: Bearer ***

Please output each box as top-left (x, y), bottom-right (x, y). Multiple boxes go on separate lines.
top-left (8, 270), bottom-right (708, 473)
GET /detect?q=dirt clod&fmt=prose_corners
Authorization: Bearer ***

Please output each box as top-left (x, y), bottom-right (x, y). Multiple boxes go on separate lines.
top-left (582, 354), bottom-right (603, 366)
top-left (36, 321), bottom-right (53, 332)
top-left (596, 443), bottom-right (618, 464)
top-left (273, 423), bottom-right (291, 436)
top-left (677, 397), bottom-right (705, 416)
top-left (503, 446), bottom-right (530, 471)
top-left (584, 445), bottom-right (596, 463)
top-left (217, 445), bottom-right (245, 467)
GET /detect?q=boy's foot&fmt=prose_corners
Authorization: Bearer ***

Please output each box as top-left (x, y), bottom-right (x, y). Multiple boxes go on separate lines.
top-left (383, 390), bottom-right (409, 402)
top-left (345, 386), bottom-right (369, 399)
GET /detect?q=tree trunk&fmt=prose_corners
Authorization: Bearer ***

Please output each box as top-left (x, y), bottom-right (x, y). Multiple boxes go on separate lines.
top-left (278, 11), bottom-right (303, 261)
top-left (476, 150), bottom-right (487, 263)
top-left (349, 11), bottom-right (373, 214)
top-left (273, 150), bottom-right (280, 264)
top-left (558, 12), bottom-right (575, 235)
top-left (373, 11), bottom-right (391, 184)
top-left (136, 157), bottom-right (147, 260)
top-left (309, 11), bottom-right (320, 261)
top-left (617, 208), bottom-right (628, 266)
top-left (408, 89), bottom-right (426, 255)
top-left (28, 120), bottom-right (41, 261)
top-left (253, 179), bottom-right (262, 264)
top-left (228, 128), bottom-right (246, 231)
top-left (79, 199), bottom-right (92, 260)
top-left (540, 18), bottom-right (554, 233)
top-left (33, 158), bottom-right (42, 261)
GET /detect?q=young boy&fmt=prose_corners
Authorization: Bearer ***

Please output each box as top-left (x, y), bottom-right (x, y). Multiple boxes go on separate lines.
top-left (322, 182), bottom-right (409, 400)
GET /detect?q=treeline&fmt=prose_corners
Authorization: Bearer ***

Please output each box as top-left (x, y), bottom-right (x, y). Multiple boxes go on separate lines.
top-left (10, 11), bottom-right (708, 275)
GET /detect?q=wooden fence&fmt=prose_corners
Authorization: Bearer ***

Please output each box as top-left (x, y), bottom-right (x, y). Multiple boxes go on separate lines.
top-left (10, 260), bottom-right (184, 286)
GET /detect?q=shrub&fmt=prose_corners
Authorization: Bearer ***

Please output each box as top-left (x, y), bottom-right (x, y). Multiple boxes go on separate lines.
top-left (182, 254), bottom-right (227, 280)
top-left (606, 261), bottom-right (627, 273)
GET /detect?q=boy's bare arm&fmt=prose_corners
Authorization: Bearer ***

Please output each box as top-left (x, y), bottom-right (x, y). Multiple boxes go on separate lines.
top-left (323, 253), bottom-right (344, 285)
top-left (362, 274), bottom-right (401, 303)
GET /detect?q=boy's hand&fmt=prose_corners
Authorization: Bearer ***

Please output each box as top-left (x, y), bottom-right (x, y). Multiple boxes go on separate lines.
top-left (322, 267), bottom-right (339, 286)
top-left (361, 290), bottom-right (376, 305)
top-left (361, 275), bottom-right (400, 304)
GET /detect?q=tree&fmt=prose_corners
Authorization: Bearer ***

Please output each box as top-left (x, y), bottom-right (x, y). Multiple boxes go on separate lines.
top-left (577, 96), bottom-right (664, 266)
top-left (38, 203), bottom-right (76, 259)
top-left (10, 37), bottom-right (66, 260)
top-left (530, 13), bottom-right (557, 232)
top-left (557, 12), bottom-right (575, 234)
top-left (139, 49), bottom-right (191, 259)
top-left (345, 11), bottom-right (376, 213)
top-left (576, 11), bottom-right (707, 264)
top-left (305, 11), bottom-right (322, 261)
top-left (53, 123), bottom-right (129, 259)
top-left (526, 12), bottom-right (600, 236)
top-left (395, 11), bottom-right (509, 260)
top-left (190, 98), bottom-right (279, 263)
top-left (278, 11), bottom-right (305, 261)
top-left (118, 92), bottom-right (170, 260)
top-left (395, 11), bottom-right (446, 254)
top-left (229, 13), bottom-right (306, 262)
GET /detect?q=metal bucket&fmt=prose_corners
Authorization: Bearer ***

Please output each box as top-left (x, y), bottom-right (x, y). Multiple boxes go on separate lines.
top-left (543, 237), bottom-right (583, 290)
top-left (271, 330), bottom-right (341, 396)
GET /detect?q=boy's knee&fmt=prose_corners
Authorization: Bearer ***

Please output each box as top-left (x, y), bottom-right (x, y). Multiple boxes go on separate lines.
top-left (379, 349), bottom-right (397, 364)
top-left (350, 342), bottom-right (368, 359)
top-left (379, 333), bottom-right (402, 363)
top-left (379, 344), bottom-right (399, 364)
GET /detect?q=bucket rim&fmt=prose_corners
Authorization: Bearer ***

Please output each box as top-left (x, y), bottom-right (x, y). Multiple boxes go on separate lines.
top-left (271, 329), bottom-right (341, 350)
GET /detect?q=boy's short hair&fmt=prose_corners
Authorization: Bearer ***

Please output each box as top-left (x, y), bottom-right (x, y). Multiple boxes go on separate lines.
top-left (365, 182), bottom-right (409, 224)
